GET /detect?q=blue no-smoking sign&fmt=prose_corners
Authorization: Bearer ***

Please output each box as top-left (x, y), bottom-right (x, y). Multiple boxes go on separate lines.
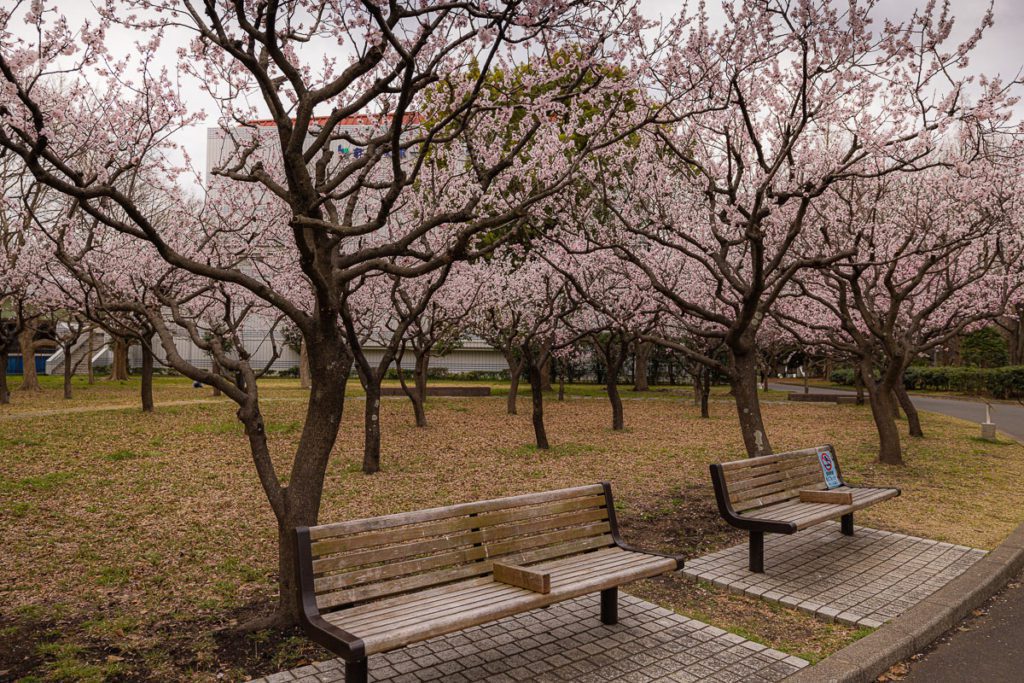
top-left (817, 447), bottom-right (842, 489)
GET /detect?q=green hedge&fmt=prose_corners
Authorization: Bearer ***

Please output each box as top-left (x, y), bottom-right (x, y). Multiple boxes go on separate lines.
top-left (830, 365), bottom-right (1024, 399)
top-left (830, 368), bottom-right (856, 386)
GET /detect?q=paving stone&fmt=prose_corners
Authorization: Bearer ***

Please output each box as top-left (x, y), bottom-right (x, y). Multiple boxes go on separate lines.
top-left (682, 523), bottom-right (985, 626)
top-left (247, 593), bottom-right (804, 682)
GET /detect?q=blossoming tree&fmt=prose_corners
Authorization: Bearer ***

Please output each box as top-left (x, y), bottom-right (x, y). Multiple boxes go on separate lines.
top-left (778, 153), bottom-right (1024, 464)
top-left (574, 0), bottom-right (1012, 457)
top-left (0, 0), bottom-right (659, 624)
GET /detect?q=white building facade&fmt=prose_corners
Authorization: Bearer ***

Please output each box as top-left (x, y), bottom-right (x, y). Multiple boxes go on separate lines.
top-left (52, 120), bottom-right (509, 376)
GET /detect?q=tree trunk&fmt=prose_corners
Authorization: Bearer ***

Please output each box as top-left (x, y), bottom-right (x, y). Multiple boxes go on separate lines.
top-left (540, 354), bottom-right (553, 392)
top-left (299, 340), bottom-right (311, 389)
top-left (700, 366), bottom-right (711, 419)
top-left (362, 378), bottom-right (383, 474)
top-left (730, 348), bottom-right (772, 457)
top-left (528, 358), bottom-right (549, 450)
top-left (140, 338), bottom-right (155, 413)
top-left (505, 352), bottom-right (522, 415)
top-left (254, 340), bottom-right (352, 625)
top-left (415, 353), bottom-right (430, 426)
top-left (86, 333), bottom-right (95, 384)
top-left (0, 351), bottom-right (9, 404)
top-left (607, 360), bottom-right (624, 431)
top-left (17, 325), bottom-right (40, 391)
top-left (109, 337), bottom-right (130, 381)
top-left (894, 381), bottom-right (923, 437)
top-left (803, 367), bottom-right (810, 394)
top-left (692, 365), bottom-right (702, 406)
top-left (863, 358), bottom-right (903, 465)
top-left (633, 341), bottom-right (652, 391)
top-left (405, 351), bottom-right (429, 428)
top-left (394, 348), bottom-right (428, 428)
top-left (63, 341), bottom-right (74, 400)
top-left (854, 364), bottom-right (865, 405)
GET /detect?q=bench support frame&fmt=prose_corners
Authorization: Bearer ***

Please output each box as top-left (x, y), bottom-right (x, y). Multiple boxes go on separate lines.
top-left (841, 513), bottom-right (854, 536)
top-left (749, 531), bottom-right (764, 573)
top-left (601, 587), bottom-right (618, 625)
top-left (346, 659), bottom-right (368, 683)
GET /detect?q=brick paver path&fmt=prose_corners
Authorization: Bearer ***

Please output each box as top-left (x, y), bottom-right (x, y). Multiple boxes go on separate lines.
top-left (683, 523), bottom-right (986, 628)
top-left (248, 593), bottom-right (807, 682)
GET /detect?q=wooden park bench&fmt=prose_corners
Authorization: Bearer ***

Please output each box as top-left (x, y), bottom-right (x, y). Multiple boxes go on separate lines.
top-left (294, 483), bottom-right (683, 682)
top-left (710, 445), bottom-right (900, 573)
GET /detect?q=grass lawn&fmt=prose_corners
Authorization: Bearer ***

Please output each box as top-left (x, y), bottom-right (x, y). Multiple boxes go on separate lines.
top-left (1, 376), bottom-right (1022, 680)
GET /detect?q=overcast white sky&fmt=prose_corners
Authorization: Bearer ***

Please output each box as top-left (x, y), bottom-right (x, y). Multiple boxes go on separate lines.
top-left (41, 1), bottom-right (1024, 183)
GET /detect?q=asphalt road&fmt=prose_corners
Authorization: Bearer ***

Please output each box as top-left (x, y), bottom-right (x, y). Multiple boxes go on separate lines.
top-left (903, 573), bottom-right (1024, 682)
top-left (768, 383), bottom-right (1024, 443)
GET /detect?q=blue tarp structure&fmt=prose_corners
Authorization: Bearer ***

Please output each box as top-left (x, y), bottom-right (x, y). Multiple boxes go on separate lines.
top-left (5, 354), bottom-right (49, 375)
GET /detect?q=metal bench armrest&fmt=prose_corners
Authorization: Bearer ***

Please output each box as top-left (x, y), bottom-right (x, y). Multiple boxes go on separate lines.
top-left (709, 463), bottom-right (799, 534)
top-left (294, 526), bottom-right (366, 662)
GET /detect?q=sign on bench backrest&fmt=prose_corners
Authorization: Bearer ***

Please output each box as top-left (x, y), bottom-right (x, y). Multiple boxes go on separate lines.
top-left (816, 446), bottom-right (842, 489)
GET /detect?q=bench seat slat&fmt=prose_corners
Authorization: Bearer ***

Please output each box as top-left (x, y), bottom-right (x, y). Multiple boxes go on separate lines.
top-left (351, 557), bottom-right (659, 639)
top-left (335, 578), bottom-right (504, 628)
top-left (740, 487), bottom-right (899, 528)
top-left (326, 549), bottom-right (676, 655)
top-left (337, 549), bottom-right (632, 634)
top-left (748, 486), bottom-right (893, 518)
top-left (326, 549), bottom-right (651, 636)
top-left (738, 498), bottom-right (813, 521)
top-left (321, 537), bottom-right (615, 627)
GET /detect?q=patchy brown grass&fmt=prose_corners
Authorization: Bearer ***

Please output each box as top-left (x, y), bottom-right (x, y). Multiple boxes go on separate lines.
top-left (1, 379), bottom-right (1022, 680)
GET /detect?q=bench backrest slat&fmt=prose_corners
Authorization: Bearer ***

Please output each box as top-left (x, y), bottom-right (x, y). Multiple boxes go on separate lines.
top-left (310, 484), bottom-right (604, 539)
top-left (307, 484), bottom-right (614, 611)
top-left (718, 446), bottom-right (838, 513)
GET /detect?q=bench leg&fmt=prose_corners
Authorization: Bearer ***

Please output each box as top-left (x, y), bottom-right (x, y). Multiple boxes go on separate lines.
top-left (345, 658), bottom-right (368, 683)
top-left (600, 587), bottom-right (618, 625)
top-left (749, 531), bottom-right (764, 573)
top-left (841, 513), bottom-right (854, 536)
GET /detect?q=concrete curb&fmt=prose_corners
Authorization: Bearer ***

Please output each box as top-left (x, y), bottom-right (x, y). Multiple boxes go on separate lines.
top-left (785, 521), bottom-right (1024, 683)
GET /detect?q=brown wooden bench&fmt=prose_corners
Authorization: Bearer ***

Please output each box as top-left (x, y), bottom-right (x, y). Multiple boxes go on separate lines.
top-left (710, 445), bottom-right (899, 573)
top-left (295, 483), bottom-right (683, 682)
